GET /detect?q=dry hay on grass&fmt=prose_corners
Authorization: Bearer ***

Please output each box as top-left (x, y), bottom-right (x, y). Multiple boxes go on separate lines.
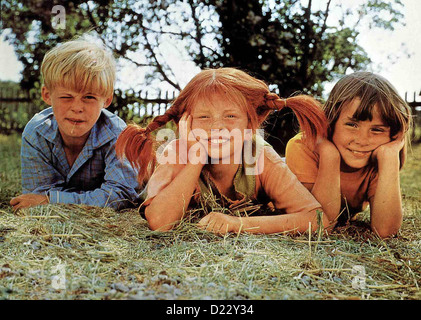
top-left (1, 202), bottom-right (420, 300)
top-left (0, 137), bottom-right (420, 300)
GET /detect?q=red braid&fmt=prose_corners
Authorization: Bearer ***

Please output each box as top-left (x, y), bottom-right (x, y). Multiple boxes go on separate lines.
top-left (116, 106), bottom-right (179, 184)
top-left (115, 125), bottom-right (156, 185)
top-left (264, 93), bottom-right (327, 148)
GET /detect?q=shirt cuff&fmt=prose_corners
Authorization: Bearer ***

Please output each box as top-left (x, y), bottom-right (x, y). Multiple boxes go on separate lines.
top-left (48, 190), bottom-right (78, 205)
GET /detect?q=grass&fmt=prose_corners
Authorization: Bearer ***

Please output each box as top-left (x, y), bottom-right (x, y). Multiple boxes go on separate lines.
top-left (0, 133), bottom-right (420, 300)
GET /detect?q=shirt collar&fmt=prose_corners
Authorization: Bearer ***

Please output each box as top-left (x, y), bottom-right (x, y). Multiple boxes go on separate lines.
top-left (90, 111), bottom-right (117, 148)
top-left (35, 112), bottom-right (60, 145)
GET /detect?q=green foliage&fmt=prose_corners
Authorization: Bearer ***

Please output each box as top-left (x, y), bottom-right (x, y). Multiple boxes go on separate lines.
top-left (0, 0), bottom-right (406, 150)
top-left (0, 81), bottom-right (44, 134)
top-left (203, 0), bottom-right (405, 97)
top-left (1, 0), bottom-right (405, 95)
top-left (0, 134), bottom-right (21, 206)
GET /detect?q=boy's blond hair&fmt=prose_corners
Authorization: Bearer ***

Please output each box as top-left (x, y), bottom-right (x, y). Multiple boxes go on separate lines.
top-left (41, 36), bottom-right (115, 97)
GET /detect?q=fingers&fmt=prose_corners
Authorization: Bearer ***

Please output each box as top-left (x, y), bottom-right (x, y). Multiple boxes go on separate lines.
top-left (181, 113), bottom-right (192, 129)
top-left (10, 198), bottom-right (23, 213)
top-left (12, 204), bottom-right (23, 213)
top-left (10, 196), bottom-right (20, 206)
top-left (198, 212), bottom-right (230, 235)
top-left (179, 114), bottom-right (188, 139)
top-left (197, 214), bottom-right (211, 229)
top-left (371, 133), bottom-right (406, 163)
top-left (180, 112), bottom-right (188, 122)
top-left (214, 222), bottom-right (228, 235)
top-left (10, 195), bottom-right (24, 212)
top-left (9, 194), bottom-right (48, 212)
top-left (382, 132), bottom-right (406, 150)
top-left (393, 132), bottom-right (406, 150)
top-left (391, 130), bottom-right (404, 140)
top-left (179, 114), bottom-right (197, 149)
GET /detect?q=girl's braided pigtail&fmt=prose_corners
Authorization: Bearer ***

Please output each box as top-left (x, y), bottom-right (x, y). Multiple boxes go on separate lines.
top-left (116, 107), bottom-right (178, 185)
top-left (264, 93), bottom-right (328, 148)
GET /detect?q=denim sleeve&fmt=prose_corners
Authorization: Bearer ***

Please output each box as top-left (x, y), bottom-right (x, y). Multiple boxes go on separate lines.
top-left (21, 128), bottom-right (66, 195)
top-left (48, 142), bottom-right (140, 210)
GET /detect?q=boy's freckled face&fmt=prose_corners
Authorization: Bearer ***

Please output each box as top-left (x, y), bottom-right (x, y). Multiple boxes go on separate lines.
top-left (41, 86), bottom-right (112, 146)
top-left (332, 98), bottom-right (391, 171)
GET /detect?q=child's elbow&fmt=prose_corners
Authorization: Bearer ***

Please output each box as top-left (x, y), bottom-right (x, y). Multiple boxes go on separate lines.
top-left (303, 209), bottom-right (335, 233)
top-left (372, 224), bottom-right (401, 239)
top-left (372, 218), bottom-right (402, 238)
top-left (316, 210), bottom-right (336, 231)
top-left (147, 218), bottom-right (174, 232)
top-left (145, 207), bottom-right (175, 232)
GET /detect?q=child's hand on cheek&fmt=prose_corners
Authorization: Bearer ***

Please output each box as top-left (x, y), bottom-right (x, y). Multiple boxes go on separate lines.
top-left (179, 113), bottom-right (208, 165)
top-left (315, 138), bottom-right (340, 161)
top-left (197, 212), bottom-right (242, 235)
top-left (371, 132), bottom-right (405, 165)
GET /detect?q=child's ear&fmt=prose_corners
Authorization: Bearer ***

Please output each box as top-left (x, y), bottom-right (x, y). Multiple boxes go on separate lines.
top-left (103, 95), bottom-right (113, 108)
top-left (41, 86), bottom-right (52, 105)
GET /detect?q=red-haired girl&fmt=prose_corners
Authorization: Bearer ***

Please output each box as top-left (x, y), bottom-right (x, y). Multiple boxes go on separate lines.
top-left (117, 67), bottom-right (330, 235)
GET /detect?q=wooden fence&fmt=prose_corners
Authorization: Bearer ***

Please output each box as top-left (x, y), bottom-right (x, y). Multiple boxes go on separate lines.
top-left (405, 91), bottom-right (421, 142)
top-left (0, 87), bottom-right (40, 133)
top-left (1, 87), bottom-right (420, 144)
top-left (0, 88), bottom-right (176, 134)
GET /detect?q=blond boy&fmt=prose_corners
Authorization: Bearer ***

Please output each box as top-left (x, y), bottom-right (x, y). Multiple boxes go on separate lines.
top-left (10, 37), bottom-right (139, 211)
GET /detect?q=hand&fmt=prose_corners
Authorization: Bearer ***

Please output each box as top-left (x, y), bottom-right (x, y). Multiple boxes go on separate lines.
top-left (371, 132), bottom-right (405, 164)
top-left (10, 193), bottom-right (49, 212)
top-left (197, 212), bottom-right (242, 235)
top-left (179, 113), bottom-right (208, 165)
top-left (315, 138), bottom-right (340, 161)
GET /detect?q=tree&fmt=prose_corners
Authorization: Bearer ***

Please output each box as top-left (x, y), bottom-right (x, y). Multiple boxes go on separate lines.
top-left (1, 0), bottom-right (405, 152)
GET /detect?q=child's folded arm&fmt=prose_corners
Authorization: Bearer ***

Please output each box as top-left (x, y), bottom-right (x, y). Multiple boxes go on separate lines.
top-left (228, 147), bottom-right (331, 234)
top-left (21, 130), bottom-right (67, 194)
top-left (285, 135), bottom-right (341, 224)
top-left (47, 146), bottom-right (139, 210)
top-left (46, 184), bottom-right (135, 210)
top-left (261, 147), bottom-right (321, 216)
top-left (369, 144), bottom-right (403, 238)
top-left (145, 162), bottom-right (203, 231)
top-left (308, 139), bottom-right (342, 223)
top-left (21, 130), bottom-right (139, 210)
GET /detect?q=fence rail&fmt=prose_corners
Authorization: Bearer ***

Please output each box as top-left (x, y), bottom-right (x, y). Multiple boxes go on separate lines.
top-left (0, 87), bottom-right (40, 133)
top-left (404, 92), bottom-right (421, 142)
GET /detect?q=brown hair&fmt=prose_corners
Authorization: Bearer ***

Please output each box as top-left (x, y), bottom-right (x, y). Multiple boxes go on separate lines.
top-left (324, 71), bottom-right (412, 168)
top-left (116, 67), bottom-right (327, 184)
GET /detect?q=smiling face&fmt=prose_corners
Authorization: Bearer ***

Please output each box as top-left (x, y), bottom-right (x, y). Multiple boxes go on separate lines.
top-left (42, 86), bottom-right (112, 147)
top-left (332, 98), bottom-right (392, 171)
top-left (190, 94), bottom-right (250, 163)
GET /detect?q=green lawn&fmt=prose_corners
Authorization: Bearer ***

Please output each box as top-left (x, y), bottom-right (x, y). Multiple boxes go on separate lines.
top-left (0, 133), bottom-right (420, 300)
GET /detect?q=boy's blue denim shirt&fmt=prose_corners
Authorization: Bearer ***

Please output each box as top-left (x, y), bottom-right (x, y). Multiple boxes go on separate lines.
top-left (21, 107), bottom-right (140, 210)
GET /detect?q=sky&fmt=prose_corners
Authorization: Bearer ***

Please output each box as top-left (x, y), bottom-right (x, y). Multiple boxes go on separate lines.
top-left (342, 0), bottom-right (421, 102)
top-left (1, 0), bottom-right (420, 101)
